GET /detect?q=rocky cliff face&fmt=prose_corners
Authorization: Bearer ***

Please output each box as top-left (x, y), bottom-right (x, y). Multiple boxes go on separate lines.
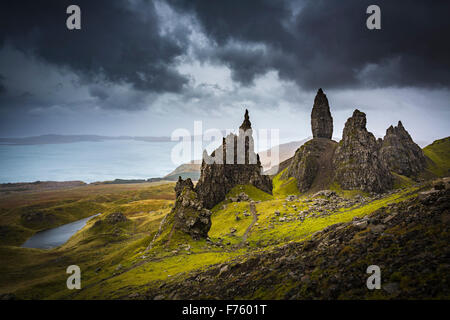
top-left (379, 121), bottom-right (427, 177)
top-left (333, 110), bottom-right (393, 193)
top-left (169, 177), bottom-right (211, 240)
top-left (311, 88), bottom-right (333, 139)
top-left (195, 110), bottom-right (272, 209)
top-left (286, 138), bottom-right (337, 192)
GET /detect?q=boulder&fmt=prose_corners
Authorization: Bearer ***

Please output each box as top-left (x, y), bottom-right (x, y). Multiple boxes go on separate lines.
top-left (312, 190), bottom-right (336, 198)
top-left (106, 212), bottom-right (128, 224)
top-left (238, 192), bottom-right (250, 201)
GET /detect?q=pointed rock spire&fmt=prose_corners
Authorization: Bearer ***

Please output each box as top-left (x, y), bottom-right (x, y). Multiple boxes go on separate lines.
top-left (239, 109), bottom-right (252, 131)
top-left (311, 88), bottom-right (333, 139)
top-left (195, 107), bottom-right (272, 209)
top-left (380, 120), bottom-right (426, 177)
top-left (346, 109), bottom-right (367, 131)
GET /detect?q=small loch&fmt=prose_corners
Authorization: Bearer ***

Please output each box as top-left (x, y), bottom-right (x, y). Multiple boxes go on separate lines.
top-left (21, 214), bottom-right (99, 249)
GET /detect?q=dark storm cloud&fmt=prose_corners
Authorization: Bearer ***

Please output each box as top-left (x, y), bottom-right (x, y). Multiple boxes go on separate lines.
top-left (169, 0), bottom-right (450, 89)
top-left (89, 86), bottom-right (109, 101)
top-left (0, 74), bottom-right (5, 94)
top-left (0, 0), bottom-right (189, 93)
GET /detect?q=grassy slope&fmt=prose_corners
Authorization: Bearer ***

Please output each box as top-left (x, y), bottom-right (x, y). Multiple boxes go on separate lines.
top-left (422, 136), bottom-right (450, 177)
top-left (272, 168), bottom-right (300, 197)
top-left (0, 182), bottom-right (178, 298)
top-left (0, 182), bottom-right (175, 246)
top-left (0, 179), bottom-right (421, 299)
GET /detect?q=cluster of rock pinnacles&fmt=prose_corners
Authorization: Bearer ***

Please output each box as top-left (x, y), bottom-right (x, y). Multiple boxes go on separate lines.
top-left (168, 88), bottom-right (426, 239)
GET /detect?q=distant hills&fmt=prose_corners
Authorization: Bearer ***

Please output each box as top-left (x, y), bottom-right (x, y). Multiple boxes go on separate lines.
top-left (162, 139), bottom-right (312, 181)
top-left (261, 139), bottom-right (310, 175)
top-left (0, 134), bottom-right (172, 145)
top-left (163, 160), bottom-right (202, 181)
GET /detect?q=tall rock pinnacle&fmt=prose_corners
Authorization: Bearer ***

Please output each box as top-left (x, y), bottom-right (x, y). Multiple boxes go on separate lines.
top-left (311, 88), bottom-right (333, 139)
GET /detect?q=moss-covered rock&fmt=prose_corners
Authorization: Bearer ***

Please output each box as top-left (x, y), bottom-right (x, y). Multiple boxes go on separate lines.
top-left (161, 177), bottom-right (212, 241)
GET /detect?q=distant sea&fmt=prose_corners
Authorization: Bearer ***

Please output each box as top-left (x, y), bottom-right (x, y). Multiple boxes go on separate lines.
top-left (0, 140), bottom-right (180, 183)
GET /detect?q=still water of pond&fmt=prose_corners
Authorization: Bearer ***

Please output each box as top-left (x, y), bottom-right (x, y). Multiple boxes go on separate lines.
top-left (21, 214), bottom-right (99, 249)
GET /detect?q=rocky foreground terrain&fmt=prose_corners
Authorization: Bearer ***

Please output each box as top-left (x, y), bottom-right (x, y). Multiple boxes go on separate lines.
top-left (144, 182), bottom-right (449, 300)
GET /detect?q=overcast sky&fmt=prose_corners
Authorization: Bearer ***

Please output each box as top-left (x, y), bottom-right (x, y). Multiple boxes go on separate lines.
top-left (0, 0), bottom-right (449, 145)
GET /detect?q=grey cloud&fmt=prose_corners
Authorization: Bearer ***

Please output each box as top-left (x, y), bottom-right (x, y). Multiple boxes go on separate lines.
top-left (0, 0), bottom-right (189, 93)
top-left (0, 74), bottom-right (5, 94)
top-left (169, 0), bottom-right (450, 89)
top-left (0, 0), bottom-right (448, 142)
top-left (89, 87), bottom-right (109, 101)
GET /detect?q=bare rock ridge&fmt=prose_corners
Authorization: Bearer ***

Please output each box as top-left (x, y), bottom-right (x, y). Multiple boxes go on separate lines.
top-left (379, 121), bottom-right (426, 177)
top-left (287, 89), bottom-right (424, 193)
top-left (333, 109), bottom-right (393, 193)
top-left (311, 88), bottom-right (333, 139)
top-left (195, 109), bottom-right (272, 209)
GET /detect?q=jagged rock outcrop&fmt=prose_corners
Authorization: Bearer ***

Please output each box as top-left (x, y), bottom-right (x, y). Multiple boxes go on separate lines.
top-left (286, 89), bottom-right (428, 194)
top-left (169, 177), bottom-right (211, 239)
top-left (195, 110), bottom-right (272, 209)
top-left (106, 212), bottom-right (128, 224)
top-left (333, 110), bottom-right (393, 193)
top-left (311, 88), bottom-right (333, 139)
top-left (286, 138), bottom-right (338, 192)
top-left (174, 176), bottom-right (194, 197)
top-left (379, 121), bottom-right (426, 177)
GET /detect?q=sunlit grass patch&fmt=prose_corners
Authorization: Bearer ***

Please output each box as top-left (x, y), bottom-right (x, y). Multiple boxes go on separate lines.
top-left (423, 136), bottom-right (450, 177)
top-left (225, 184), bottom-right (273, 202)
top-left (272, 168), bottom-right (300, 197)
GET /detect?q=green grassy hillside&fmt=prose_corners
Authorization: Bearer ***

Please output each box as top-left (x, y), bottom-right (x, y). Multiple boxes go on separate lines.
top-left (0, 182), bottom-right (175, 246)
top-left (423, 137), bottom-right (450, 177)
top-left (0, 177), bottom-right (427, 299)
